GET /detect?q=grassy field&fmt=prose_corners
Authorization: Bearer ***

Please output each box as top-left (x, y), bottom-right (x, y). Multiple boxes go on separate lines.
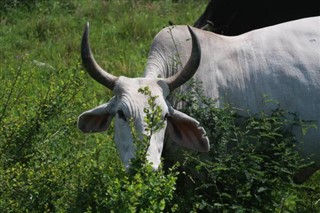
top-left (0, 1), bottom-right (319, 212)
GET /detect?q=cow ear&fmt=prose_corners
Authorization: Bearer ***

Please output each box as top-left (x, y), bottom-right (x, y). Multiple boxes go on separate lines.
top-left (78, 103), bottom-right (114, 133)
top-left (166, 109), bottom-right (210, 152)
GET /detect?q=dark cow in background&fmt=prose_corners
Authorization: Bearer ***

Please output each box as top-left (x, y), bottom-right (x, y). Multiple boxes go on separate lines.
top-left (194, 0), bottom-right (320, 35)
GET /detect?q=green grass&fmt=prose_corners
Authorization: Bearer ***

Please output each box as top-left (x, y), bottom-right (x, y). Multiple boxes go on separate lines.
top-left (0, 1), bottom-right (319, 212)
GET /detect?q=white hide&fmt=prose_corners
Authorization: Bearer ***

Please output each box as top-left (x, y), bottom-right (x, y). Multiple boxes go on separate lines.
top-left (79, 17), bottom-right (319, 171)
top-left (144, 17), bottom-right (320, 165)
top-left (78, 76), bottom-right (209, 170)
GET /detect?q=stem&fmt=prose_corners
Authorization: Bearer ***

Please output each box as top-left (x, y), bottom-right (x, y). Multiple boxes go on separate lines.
top-left (0, 61), bottom-right (24, 123)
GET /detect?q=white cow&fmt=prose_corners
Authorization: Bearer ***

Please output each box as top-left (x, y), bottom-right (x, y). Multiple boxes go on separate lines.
top-left (78, 17), bottom-right (320, 180)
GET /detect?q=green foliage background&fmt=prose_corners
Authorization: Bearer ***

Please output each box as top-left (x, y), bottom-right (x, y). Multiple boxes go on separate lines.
top-left (0, 0), bottom-right (319, 212)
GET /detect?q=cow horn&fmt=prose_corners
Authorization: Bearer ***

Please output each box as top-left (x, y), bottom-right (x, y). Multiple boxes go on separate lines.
top-left (165, 26), bottom-right (201, 91)
top-left (81, 22), bottom-right (118, 90)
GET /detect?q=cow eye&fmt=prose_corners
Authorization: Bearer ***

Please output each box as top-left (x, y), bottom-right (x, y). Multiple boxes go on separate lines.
top-left (164, 113), bottom-right (169, 120)
top-left (117, 110), bottom-right (126, 121)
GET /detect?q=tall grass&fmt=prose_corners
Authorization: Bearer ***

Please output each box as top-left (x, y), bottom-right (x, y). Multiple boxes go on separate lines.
top-left (0, 1), bottom-right (319, 212)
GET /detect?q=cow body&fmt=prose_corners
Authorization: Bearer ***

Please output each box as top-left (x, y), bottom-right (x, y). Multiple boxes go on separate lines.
top-left (194, 0), bottom-right (320, 35)
top-left (78, 17), bottom-right (320, 178)
top-left (146, 17), bottom-right (320, 165)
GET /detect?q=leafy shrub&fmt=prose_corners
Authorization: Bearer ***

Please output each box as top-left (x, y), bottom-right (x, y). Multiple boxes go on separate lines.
top-left (0, 80), bottom-right (179, 212)
top-left (0, 56), bottom-right (87, 211)
top-left (171, 80), bottom-right (319, 212)
top-left (1, 61), bottom-right (318, 213)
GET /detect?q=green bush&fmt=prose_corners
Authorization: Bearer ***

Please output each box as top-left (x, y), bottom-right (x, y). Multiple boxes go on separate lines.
top-left (171, 80), bottom-right (320, 212)
top-left (0, 78), bottom-right (179, 212)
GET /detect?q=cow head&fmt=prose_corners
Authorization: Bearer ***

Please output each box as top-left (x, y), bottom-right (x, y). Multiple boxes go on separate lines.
top-left (77, 23), bottom-right (209, 171)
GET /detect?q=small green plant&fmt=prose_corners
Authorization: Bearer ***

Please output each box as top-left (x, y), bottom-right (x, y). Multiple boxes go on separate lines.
top-left (139, 86), bottom-right (165, 142)
top-left (127, 86), bottom-right (166, 171)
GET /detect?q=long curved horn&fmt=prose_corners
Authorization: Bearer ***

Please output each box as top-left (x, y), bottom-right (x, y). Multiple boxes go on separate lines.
top-left (81, 22), bottom-right (118, 90)
top-left (165, 26), bottom-right (201, 91)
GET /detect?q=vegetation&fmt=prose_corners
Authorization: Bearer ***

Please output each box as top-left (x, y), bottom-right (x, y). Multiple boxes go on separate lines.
top-left (174, 80), bottom-right (320, 212)
top-left (0, 1), bottom-right (319, 212)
